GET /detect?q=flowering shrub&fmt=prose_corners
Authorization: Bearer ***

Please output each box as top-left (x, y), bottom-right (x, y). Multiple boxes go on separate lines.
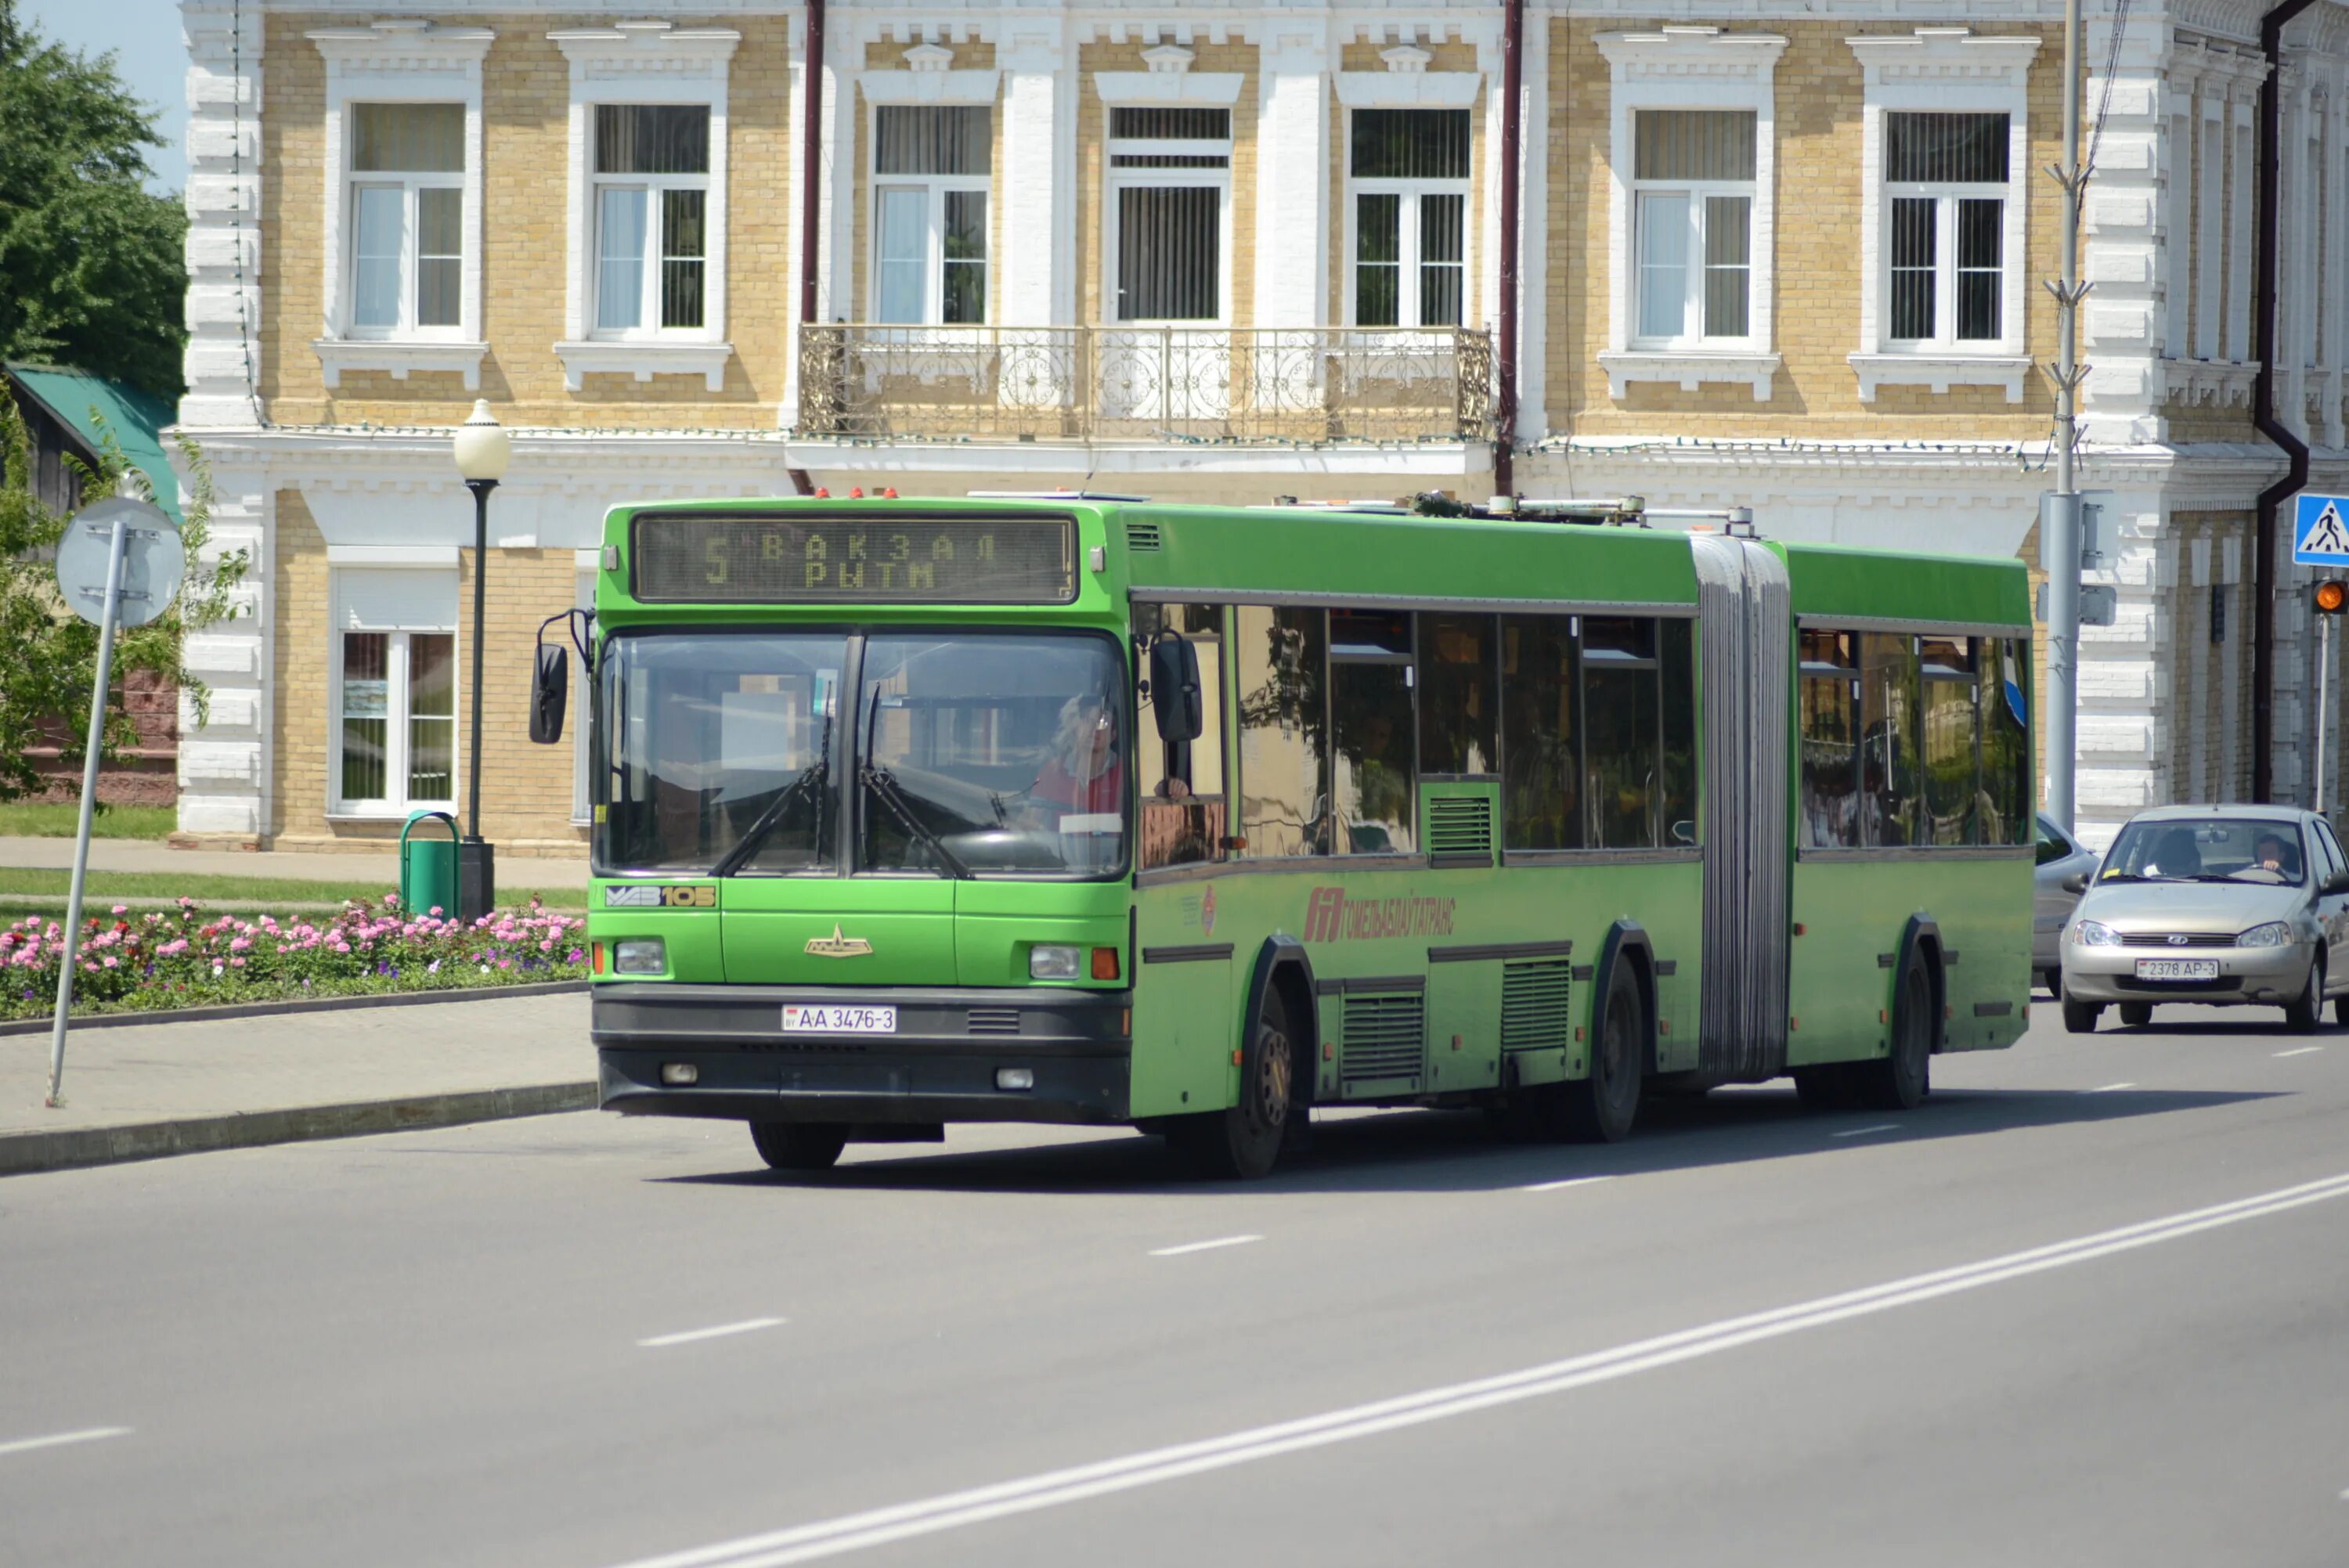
top-left (0, 896), bottom-right (588, 1018)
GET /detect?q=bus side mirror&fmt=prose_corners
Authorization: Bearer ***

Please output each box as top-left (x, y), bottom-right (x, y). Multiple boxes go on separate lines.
top-left (1149, 634), bottom-right (1203, 743)
top-left (530, 642), bottom-right (568, 744)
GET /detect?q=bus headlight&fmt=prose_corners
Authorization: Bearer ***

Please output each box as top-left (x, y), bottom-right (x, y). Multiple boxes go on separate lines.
top-left (2237, 921), bottom-right (2293, 948)
top-left (613, 938), bottom-right (666, 975)
top-left (1029, 944), bottom-right (1082, 980)
top-left (2071, 921), bottom-right (2121, 947)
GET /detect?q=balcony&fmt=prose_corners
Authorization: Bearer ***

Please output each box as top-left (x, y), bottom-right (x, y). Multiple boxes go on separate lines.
top-left (796, 324), bottom-right (1492, 445)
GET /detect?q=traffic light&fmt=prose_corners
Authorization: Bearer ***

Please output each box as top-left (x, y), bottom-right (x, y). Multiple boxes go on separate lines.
top-left (2318, 580), bottom-right (2348, 615)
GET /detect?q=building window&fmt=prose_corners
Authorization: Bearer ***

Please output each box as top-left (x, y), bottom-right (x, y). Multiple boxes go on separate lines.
top-left (592, 105), bottom-right (710, 333)
top-left (1885, 113), bottom-right (2007, 344)
top-left (337, 630), bottom-right (456, 813)
top-left (872, 106), bottom-right (990, 325)
top-left (1110, 107), bottom-right (1229, 323)
top-left (1632, 110), bottom-right (1755, 344)
top-left (1348, 109), bottom-right (1470, 328)
top-left (346, 103), bottom-right (465, 337)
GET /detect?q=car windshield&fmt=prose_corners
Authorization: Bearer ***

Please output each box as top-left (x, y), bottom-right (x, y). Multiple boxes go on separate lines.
top-left (594, 629), bottom-right (1127, 879)
top-left (2100, 816), bottom-right (2308, 885)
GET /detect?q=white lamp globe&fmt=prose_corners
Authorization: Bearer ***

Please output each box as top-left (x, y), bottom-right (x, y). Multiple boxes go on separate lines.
top-left (453, 398), bottom-right (511, 482)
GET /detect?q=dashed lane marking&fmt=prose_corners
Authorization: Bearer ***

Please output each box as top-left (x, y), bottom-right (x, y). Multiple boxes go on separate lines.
top-left (638, 1318), bottom-right (785, 1350)
top-left (1521, 1176), bottom-right (1617, 1194)
top-left (0, 1428), bottom-right (130, 1460)
top-left (1148, 1235), bottom-right (1263, 1258)
top-left (1830, 1124), bottom-right (1900, 1139)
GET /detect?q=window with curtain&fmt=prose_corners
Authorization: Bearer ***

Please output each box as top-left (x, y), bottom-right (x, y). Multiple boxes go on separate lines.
top-left (594, 104), bottom-right (711, 333)
top-left (338, 630), bottom-right (456, 813)
top-left (1349, 109), bottom-right (1470, 327)
top-left (1884, 111), bottom-right (2008, 344)
top-left (1631, 110), bottom-right (1756, 344)
top-left (872, 106), bottom-right (991, 325)
top-left (1110, 107), bottom-right (1229, 323)
top-left (348, 103), bottom-right (464, 336)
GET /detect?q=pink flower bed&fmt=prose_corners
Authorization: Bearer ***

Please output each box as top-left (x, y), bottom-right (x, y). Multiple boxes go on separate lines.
top-left (1, 896), bottom-right (588, 1018)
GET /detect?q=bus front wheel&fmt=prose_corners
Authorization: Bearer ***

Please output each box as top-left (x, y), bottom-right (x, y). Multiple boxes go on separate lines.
top-left (1171, 993), bottom-right (1297, 1180)
top-left (750, 1121), bottom-right (848, 1172)
top-left (1551, 964), bottom-right (1644, 1143)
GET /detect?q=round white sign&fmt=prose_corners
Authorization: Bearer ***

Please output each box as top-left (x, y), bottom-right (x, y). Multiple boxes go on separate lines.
top-left (54, 497), bottom-right (186, 630)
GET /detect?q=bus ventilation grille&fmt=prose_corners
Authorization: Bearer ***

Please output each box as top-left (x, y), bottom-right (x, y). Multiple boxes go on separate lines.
top-left (966, 1008), bottom-right (1022, 1036)
top-left (1425, 795), bottom-right (1495, 860)
top-left (1340, 993), bottom-right (1425, 1088)
top-left (1501, 961), bottom-right (1572, 1052)
top-left (1124, 521), bottom-right (1164, 552)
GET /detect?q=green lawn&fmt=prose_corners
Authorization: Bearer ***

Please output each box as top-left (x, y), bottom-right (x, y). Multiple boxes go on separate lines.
top-left (0, 802), bottom-right (177, 839)
top-left (0, 867), bottom-right (586, 910)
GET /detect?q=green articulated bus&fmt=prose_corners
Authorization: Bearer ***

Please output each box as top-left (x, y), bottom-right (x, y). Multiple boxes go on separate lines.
top-left (531, 493), bottom-right (2036, 1178)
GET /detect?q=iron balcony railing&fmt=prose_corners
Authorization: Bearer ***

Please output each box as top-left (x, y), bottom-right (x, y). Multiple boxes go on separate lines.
top-left (796, 323), bottom-right (1493, 445)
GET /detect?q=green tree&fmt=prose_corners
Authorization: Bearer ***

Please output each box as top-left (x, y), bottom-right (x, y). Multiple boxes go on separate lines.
top-left (0, 0), bottom-right (189, 398)
top-left (0, 388), bottom-right (247, 802)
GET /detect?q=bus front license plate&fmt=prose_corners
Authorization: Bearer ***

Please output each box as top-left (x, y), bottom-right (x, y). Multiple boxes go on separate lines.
top-left (2134, 959), bottom-right (2218, 982)
top-left (781, 1005), bottom-right (898, 1034)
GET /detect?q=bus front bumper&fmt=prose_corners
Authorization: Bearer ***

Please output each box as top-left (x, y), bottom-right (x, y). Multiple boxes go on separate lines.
top-left (591, 982), bottom-right (1132, 1126)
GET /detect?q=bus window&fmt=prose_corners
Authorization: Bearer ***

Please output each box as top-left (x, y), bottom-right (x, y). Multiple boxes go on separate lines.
top-left (1582, 617), bottom-right (1660, 848)
top-left (1979, 637), bottom-right (2031, 845)
top-left (1500, 614), bottom-right (1582, 849)
top-left (1861, 633), bottom-right (1921, 846)
top-left (1135, 602), bottom-right (1229, 871)
top-left (1661, 618), bottom-right (1697, 845)
top-left (1920, 636), bottom-right (1976, 845)
top-left (1799, 628), bottom-right (1860, 849)
top-left (1236, 605), bottom-right (1330, 857)
top-left (1330, 608), bottom-right (1414, 854)
top-left (1420, 613), bottom-right (1497, 775)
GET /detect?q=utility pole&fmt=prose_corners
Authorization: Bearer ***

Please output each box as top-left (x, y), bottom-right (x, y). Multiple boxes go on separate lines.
top-left (2043, 0), bottom-right (2090, 833)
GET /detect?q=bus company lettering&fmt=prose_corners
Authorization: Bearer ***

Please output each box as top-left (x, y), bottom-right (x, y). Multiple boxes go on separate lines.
top-left (1302, 887), bottom-right (1456, 943)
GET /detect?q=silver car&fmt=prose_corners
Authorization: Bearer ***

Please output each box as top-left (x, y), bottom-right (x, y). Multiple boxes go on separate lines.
top-left (2059, 805), bottom-right (2349, 1033)
top-left (2034, 812), bottom-right (2099, 992)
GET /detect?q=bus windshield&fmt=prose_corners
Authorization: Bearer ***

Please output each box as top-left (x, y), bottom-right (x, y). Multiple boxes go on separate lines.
top-left (596, 629), bottom-right (1127, 878)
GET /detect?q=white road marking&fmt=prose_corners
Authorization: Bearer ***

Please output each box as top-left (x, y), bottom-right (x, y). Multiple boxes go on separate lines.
top-left (588, 1170), bottom-right (2349, 1568)
top-left (1829, 1123), bottom-right (1900, 1138)
top-left (2082, 1083), bottom-right (2138, 1094)
top-left (1148, 1235), bottom-right (1263, 1258)
top-left (637, 1318), bottom-right (785, 1350)
top-left (1521, 1176), bottom-right (1617, 1194)
top-left (2274, 1047), bottom-right (2325, 1059)
top-left (0, 1427), bottom-right (130, 1460)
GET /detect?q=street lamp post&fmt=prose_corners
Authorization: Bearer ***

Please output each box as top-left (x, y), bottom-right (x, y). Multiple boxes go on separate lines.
top-left (453, 398), bottom-right (511, 922)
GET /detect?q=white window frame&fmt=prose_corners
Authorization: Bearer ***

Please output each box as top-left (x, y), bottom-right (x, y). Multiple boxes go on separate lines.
top-left (1849, 28), bottom-right (2040, 403)
top-left (550, 23), bottom-right (738, 391)
top-left (588, 109), bottom-right (715, 339)
top-left (327, 566), bottom-right (461, 821)
top-left (868, 105), bottom-right (994, 326)
top-left (308, 23), bottom-right (492, 391)
top-left (1626, 117), bottom-right (1759, 351)
top-left (1342, 113), bottom-right (1473, 330)
top-left (1881, 127), bottom-right (2012, 348)
top-left (1595, 28), bottom-right (1784, 401)
top-left (344, 125), bottom-right (466, 342)
top-left (1095, 56), bottom-right (1244, 328)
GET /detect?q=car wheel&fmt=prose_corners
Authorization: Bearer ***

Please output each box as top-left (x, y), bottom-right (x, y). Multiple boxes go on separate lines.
top-left (2285, 953), bottom-right (2324, 1034)
top-left (749, 1121), bottom-right (848, 1172)
top-left (2118, 1001), bottom-right (2152, 1029)
top-left (2062, 995), bottom-right (2102, 1034)
top-left (2333, 990), bottom-right (2349, 1028)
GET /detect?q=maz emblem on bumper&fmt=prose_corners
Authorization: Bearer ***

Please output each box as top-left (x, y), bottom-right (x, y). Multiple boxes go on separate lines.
top-left (806, 924), bottom-right (875, 958)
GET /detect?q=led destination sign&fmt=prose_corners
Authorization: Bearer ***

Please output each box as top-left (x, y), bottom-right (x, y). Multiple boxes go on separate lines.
top-left (631, 514), bottom-right (1077, 604)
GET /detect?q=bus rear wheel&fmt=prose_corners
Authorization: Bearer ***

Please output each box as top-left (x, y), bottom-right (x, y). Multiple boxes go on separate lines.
top-left (1171, 994), bottom-right (1297, 1180)
top-left (1853, 952), bottom-right (1933, 1111)
top-left (750, 1121), bottom-right (847, 1172)
top-left (1547, 964), bottom-right (1643, 1143)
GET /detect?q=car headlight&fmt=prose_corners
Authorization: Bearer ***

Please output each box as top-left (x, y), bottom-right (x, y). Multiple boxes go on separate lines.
top-left (612, 937), bottom-right (666, 975)
top-left (2071, 920), bottom-right (2121, 947)
top-left (1029, 944), bottom-right (1082, 980)
top-left (2237, 921), bottom-right (2293, 948)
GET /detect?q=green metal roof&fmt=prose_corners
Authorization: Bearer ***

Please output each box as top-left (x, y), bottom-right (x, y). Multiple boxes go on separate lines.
top-left (4, 362), bottom-right (182, 523)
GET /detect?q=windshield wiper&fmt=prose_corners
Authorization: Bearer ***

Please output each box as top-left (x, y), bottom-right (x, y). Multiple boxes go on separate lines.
top-left (711, 708), bottom-right (832, 878)
top-left (858, 687), bottom-right (969, 879)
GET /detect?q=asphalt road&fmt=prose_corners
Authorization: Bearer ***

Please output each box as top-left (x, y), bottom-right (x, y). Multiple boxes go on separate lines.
top-left (5, 1005), bottom-right (2347, 1568)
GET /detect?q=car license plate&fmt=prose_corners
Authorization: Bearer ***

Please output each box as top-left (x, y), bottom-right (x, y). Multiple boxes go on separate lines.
top-left (781, 1004), bottom-right (897, 1034)
top-left (2134, 959), bottom-right (2219, 982)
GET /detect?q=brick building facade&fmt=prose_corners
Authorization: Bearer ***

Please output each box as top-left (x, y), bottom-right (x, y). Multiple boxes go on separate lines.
top-left (174, 0), bottom-right (2349, 854)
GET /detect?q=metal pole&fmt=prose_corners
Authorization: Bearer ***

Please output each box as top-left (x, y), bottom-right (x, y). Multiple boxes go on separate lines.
top-left (2319, 612), bottom-right (2331, 813)
top-left (466, 478), bottom-right (493, 841)
top-left (2044, 0), bottom-right (2087, 833)
top-left (46, 518), bottom-right (129, 1106)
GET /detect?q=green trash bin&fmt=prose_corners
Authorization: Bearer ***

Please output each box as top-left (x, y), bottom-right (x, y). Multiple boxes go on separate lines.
top-left (400, 810), bottom-right (460, 918)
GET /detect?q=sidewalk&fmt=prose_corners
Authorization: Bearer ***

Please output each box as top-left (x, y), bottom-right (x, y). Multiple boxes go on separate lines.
top-left (1, 989), bottom-right (597, 1175)
top-left (0, 836), bottom-right (592, 886)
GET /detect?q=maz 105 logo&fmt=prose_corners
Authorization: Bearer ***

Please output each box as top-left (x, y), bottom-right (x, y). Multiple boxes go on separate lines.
top-left (604, 885), bottom-right (716, 908)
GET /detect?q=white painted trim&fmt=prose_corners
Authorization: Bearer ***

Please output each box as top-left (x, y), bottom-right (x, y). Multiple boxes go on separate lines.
top-left (998, 26), bottom-right (1071, 330)
top-left (1093, 72), bottom-right (1244, 106)
top-left (327, 545), bottom-right (460, 566)
top-left (860, 68), bottom-right (1001, 106)
top-left (313, 339), bottom-right (489, 391)
top-left (1254, 26), bottom-right (1330, 332)
top-left (1849, 353), bottom-right (2034, 402)
top-left (552, 341), bottom-right (736, 391)
top-left (1598, 350), bottom-right (1782, 399)
top-left (1333, 71), bottom-right (1481, 109)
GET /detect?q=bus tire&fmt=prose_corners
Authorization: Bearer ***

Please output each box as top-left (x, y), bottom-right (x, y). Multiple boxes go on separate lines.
top-left (1557, 964), bottom-right (1643, 1143)
top-left (1853, 951), bottom-right (1932, 1112)
top-left (750, 1120), bottom-right (848, 1172)
top-left (1171, 993), bottom-right (1297, 1180)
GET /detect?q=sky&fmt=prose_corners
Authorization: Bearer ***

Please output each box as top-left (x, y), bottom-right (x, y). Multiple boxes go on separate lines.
top-left (23, 0), bottom-right (190, 193)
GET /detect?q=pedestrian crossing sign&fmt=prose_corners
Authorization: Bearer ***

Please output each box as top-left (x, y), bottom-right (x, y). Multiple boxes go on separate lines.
top-left (2294, 494), bottom-right (2349, 566)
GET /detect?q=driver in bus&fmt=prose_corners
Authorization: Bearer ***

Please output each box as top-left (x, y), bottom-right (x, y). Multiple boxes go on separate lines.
top-left (1029, 694), bottom-right (1124, 818)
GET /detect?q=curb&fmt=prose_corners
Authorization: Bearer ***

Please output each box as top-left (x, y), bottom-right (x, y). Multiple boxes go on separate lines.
top-left (0, 979), bottom-right (586, 1037)
top-left (0, 1080), bottom-right (599, 1177)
